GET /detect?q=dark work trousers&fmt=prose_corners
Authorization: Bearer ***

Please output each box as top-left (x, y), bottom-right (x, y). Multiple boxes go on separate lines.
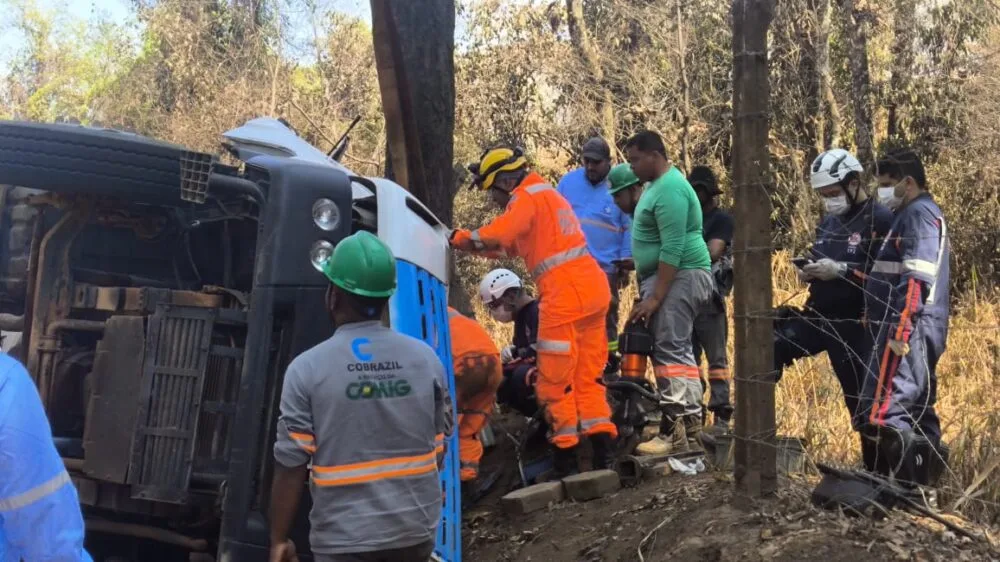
top-left (856, 315), bottom-right (943, 444)
top-left (774, 308), bottom-right (870, 421)
top-left (692, 292), bottom-right (732, 422)
top-left (314, 540), bottom-right (435, 562)
top-left (605, 272), bottom-right (621, 355)
top-left (497, 363), bottom-right (540, 419)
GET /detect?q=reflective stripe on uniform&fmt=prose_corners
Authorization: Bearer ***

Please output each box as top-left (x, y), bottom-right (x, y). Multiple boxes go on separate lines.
top-left (460, 461), bottom-right (479, 470)
top-left (0, 470), bottom-right (71, 512)
top-left (532, 245), bottom-right (590, 278)
top-left (708, 368), bottom-right (730, 381)
top-left (607, 340), bottom-right (619, 352)
top-left (526, 183), bottom-right (555, 195)
top-left (579, 417), bottom-right (612, 431)
top-left (537, 339), bottom-right (571, 353)
top-left (653, 364), bottom-right (700, 379)
top-left (550, 426), bottom-right (578, 438)
top-left (926, 217), bottom-right (946, 305)
top-left (470, 230), bottom-right (486, 251)
top-left (289, 431), bottom-right (316, 453)
top-left (579, 217), bottom-right (621, 234)
top-left (312, 450), bottom-right (438, 487)
top-left (435, 433), bottom-right (445, 455)
top-left (902, 259), bottom-right (937, 277)
top-left (872, 260), bottom-right (903, 275)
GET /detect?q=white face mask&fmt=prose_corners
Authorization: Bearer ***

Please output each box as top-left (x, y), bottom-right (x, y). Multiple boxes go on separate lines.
top-left (489, 306), bottom-right (514, 323)
top-left (823, 195), bottom-right (850, 216)
top-left (878, 186), bottom-right (903, 210)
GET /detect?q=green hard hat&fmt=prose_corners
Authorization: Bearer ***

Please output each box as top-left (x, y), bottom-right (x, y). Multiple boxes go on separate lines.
top-left (322, 231), bottom-right (397, 298)
top-left (608, 163), bottom-right (641, 195)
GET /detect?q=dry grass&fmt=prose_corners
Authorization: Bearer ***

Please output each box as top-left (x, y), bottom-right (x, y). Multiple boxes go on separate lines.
top-left (467, 250), bottom-right (1000, 525)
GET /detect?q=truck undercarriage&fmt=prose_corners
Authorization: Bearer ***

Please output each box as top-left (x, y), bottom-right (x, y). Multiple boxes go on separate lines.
top-left (0, 118), bottom-right (404, 560)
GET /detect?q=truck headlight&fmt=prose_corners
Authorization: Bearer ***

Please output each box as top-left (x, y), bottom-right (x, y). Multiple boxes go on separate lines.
top-left (312, 198), bottom-right (341, 231)
top-left (310, 240), bottom-right (335, 272)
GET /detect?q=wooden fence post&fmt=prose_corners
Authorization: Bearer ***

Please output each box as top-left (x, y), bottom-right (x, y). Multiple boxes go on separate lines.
top-left (731, 0), bottom-right (777, 498)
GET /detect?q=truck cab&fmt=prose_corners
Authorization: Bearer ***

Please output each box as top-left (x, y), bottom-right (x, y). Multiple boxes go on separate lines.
top-left (0, 118), bottom-right (460, 561)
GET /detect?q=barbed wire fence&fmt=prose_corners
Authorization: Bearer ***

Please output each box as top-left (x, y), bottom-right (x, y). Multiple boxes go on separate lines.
top-left (719, 0), bottom-right (1000, 535)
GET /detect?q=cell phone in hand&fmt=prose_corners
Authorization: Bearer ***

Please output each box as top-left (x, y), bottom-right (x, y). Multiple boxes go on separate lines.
top-left (792, 257), bottom-right (813, 269)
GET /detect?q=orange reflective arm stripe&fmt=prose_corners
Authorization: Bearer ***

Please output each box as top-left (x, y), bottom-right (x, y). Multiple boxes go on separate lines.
top-left (475, 191), bottom-right (535, 249)
top-left (289, 432), bottom-right (316, 453)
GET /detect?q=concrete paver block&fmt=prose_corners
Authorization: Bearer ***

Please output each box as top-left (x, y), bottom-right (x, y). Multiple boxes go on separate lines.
top-left (501, 481), bottom-right (565, 515)
top-left (562, 469), bottom-right (620, 501)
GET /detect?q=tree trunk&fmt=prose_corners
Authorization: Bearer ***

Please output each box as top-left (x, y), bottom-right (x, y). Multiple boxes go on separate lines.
top-left (816, 0), bottom-right (841, 148)
top-left (836, 0), bottom-right (874, 165)
top-left (677, 0), bottom-right (691, 170)
top-left (887, 0), bottom-right (916, 143)
top-left (566, 0), bottom-right (616, 145)
top-left (370, 0), bottom-right (470, 313)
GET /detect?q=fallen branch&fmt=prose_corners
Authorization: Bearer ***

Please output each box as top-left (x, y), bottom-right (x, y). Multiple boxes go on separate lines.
top-left (637, 514), bottom-right (676, 562)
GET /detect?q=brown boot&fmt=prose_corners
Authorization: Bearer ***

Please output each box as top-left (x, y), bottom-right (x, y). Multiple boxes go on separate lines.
top-left (635, 417), bottom-right (690, 456)
top-left (684, 415), bottom-right (705, 452)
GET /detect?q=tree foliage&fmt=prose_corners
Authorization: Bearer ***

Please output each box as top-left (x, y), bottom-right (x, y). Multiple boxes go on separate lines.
top-left (1, 0), bottom-right (998, 290)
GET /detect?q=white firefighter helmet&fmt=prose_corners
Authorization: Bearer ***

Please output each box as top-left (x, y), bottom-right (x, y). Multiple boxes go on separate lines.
top-left (810, 148), bottom-right (864, 189)
top-left (479, 268), bottom-right (522, 305)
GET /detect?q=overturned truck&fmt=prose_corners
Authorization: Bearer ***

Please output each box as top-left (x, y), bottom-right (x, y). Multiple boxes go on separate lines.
top-left (0, 118), bottom-right (460, 561)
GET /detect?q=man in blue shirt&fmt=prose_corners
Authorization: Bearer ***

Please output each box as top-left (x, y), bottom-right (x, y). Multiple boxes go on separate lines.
top-left (0, 353), bottom-right (92, 561)
top-left (557, 137), bottom-right (632, 375)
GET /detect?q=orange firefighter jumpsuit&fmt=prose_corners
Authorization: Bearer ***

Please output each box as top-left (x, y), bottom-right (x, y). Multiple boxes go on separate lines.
top-left (451, 171), bottom-right (616, 449)
top-left (448, 307), bottom-right (504, 481)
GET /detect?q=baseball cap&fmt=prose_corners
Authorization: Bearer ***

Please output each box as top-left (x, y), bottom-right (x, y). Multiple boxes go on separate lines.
top-left (581, 137), bottom-right (611, 162)
top-left (687, 165), bottom-right (723, 196)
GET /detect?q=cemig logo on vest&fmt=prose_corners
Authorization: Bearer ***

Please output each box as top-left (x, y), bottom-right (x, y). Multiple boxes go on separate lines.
top-left (346, 337), bottom-right (408, 400)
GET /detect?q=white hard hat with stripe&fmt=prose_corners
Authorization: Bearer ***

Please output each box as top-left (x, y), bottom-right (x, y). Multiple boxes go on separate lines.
top-left (479, 268), bottom-right (522, 305)
top-left (810, 148), bottom-right (864, 189)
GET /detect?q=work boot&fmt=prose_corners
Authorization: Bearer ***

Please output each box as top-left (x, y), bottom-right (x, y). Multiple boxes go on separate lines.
top-left (590, 433), bottom-right (615, 470)
top-left (551, 445), bottom-right (580, 479)
top-left (635, 417), bottom-right (689, 456)
top-left (684, 415), bottom-right (705, 452)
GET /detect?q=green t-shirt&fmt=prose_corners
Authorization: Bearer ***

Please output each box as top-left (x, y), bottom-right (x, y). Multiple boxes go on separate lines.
top-left (631, 166), bottom-right (711, 280)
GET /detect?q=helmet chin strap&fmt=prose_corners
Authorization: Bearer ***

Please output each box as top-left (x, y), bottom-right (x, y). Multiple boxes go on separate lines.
top-left (844, 180), bottom-right (861, 208)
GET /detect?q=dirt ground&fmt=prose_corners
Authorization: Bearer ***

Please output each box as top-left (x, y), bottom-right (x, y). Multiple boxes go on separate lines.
top-left (464, 416), bottom-right (998, 562)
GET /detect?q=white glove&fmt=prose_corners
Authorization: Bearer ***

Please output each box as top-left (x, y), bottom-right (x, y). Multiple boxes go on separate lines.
top-left (802, 258), bottom-right (847, 281)
top-left (500, 345), bottom-right (516, 364)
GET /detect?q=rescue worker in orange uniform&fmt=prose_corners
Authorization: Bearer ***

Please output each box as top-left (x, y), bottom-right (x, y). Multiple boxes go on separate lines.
top-left (450, 146), bottom-right (616, 476)
top-left (447, 307), bottom-right (503, 499)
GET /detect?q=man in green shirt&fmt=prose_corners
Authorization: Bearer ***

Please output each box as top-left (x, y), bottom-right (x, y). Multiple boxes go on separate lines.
top-left (614, 130), bottom-right (714, 456)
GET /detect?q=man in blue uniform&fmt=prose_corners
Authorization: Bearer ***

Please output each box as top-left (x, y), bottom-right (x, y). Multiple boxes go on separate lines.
top-left (557, 137), bottom-right (632, 374)
top-left (857, 148), bottom-right (949, 487)
top-left (0, 353), bottom-right (92, 561)
top-left (774, 149), bottom-right (893, 456)
top-left (480, 269), bottom-right (541, 419)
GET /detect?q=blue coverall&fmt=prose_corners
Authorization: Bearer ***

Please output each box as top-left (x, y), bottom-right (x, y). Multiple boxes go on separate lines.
top-left (0, 353), bottom-right (92, 561)
top-left (857, 193), bottom-right (948, 445)
top-left (775, 198), bottom-right (894, 419)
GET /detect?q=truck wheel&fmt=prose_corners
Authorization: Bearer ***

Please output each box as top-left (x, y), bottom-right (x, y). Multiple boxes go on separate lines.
top-left (0, 187), bottom-right (42, 311)
top-left (0, 121), bottom-right (213, 205)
